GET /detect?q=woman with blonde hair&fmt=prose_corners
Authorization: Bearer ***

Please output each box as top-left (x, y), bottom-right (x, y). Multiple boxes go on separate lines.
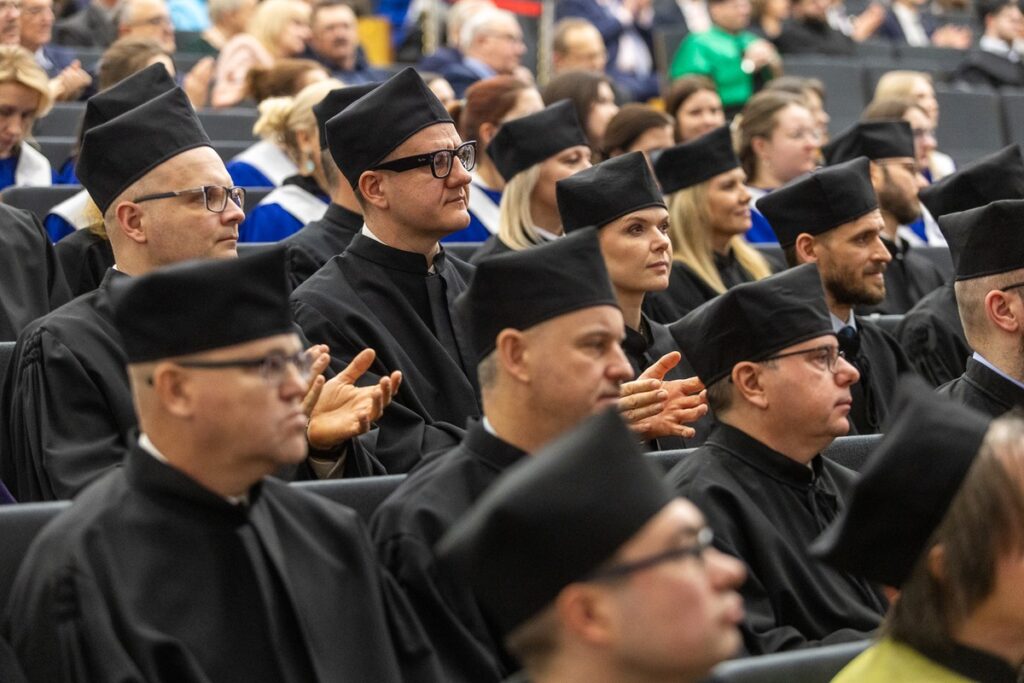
top-left (0, 45), bottom-right (53, 191)
top-left (470, 100), bottom-right (591, 262)
top-left (646, 125), bottom-right (773, 323)
top-left (239, 78), bottom-right (342, 242)
top-left (872, 70), bottom-right (955, 182)
top-left (211, 0), bottom-right (313, 108)
top-left (735, 89), bottom-right (820, 243)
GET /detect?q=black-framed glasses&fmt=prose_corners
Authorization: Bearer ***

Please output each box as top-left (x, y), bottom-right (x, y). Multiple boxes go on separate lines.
top-left (370, 141), bottom-right (477, 179)
top-left (587, 528), bottom-right (715, 581)
top-left (133, 185), bottom-right (246, 213)
top-left (172, 351), bottom-right (313, 385)
top-left (1001, 281), bottom-right (1024, 293)
top-left (761, 345), bottom-right (847, 374)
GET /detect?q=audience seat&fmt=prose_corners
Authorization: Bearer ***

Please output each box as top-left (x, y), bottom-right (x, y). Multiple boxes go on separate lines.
top-left (896, 45), bottom-right (967, 73)
top-left (650, 435), bottom-right (880, 474)
top-left (241, 187), bottom-right (270, 214)
top-left (34, 136), bottom-right (74, 167)
top-left (1000, 89), bottom-right (1024, 146)
top-left (0, 501), bottom-right (70, 615)
top-left (292, 474), bottom-right (406, 522)
top-left (33, 102), bottom-right (85, 138)
top-left (917, 245), bottom-right (954, 281)
top-left (0, 341), bottom-right (15, 389)
top-left (197, 108), bottom-right (259, 142)
top-left (701, 640), bottom-right (870, 683)
top-left (653, 25), bottom-right (689, 80)
top-left (934, 88), bottom-right (1006, 168)
top-left (1, 185), bottom-right (80, 222)
top-left (782, 58), bottom-right (866, 135)
top-left (864, 314), bottom-right (903, 338)
top-left (445, 241), bottom-right (482, 261)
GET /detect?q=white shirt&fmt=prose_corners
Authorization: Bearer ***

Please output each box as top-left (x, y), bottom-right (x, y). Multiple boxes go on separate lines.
top-left (137, 433), bottom-right (250, 506)
top-left (893, 3), bottom-right (929, 47)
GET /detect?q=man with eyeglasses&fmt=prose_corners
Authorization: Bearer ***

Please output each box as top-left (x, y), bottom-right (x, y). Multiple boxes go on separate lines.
top-left (937, 199), bottom-right (1024, 417)
top-left (666, 263), bottom-right (888, 654)
top-left (823, 120), bottom-right (945, 315)
top-left (3, 247), bottom-right (443, 683)
top-left (758, 157), bottom-right (912, 435)
top-left (441, 6), bottom-right (528, 98)
top-left (292, 67), bottom-right (481, 474)
top-left (116, 0), bottom-right (174, 51)
top-left (437, 408), bottom-right (746, 683)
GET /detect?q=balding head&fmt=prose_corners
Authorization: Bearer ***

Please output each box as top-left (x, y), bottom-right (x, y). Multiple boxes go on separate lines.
top-left (460, 7), bottom-right (524, 74)
top-left (118, 0), bottom-right (174, 52)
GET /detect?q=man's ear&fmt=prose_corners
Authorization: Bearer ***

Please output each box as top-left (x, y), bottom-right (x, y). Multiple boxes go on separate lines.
top-left (150, 362), bottom-right (198, 419)
top-left (358, 170), bottom-right (389, 211)
top-left (794, 233), bottom-right (818, 265)
top-left (555, 583), bottom-right (618, 648)
top-left (495, 328), bottom-right (530, 383)
top-left (731, 362), bottom-right (768, 410)
top-left (113, 200), bottom-right (148, 245)
top-left (984, 289), bottom-right (1024, 334)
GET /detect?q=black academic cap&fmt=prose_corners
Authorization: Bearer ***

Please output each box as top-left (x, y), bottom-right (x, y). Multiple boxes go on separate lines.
top-left (756, 157), bottom-right (878, 248)
top-left (822, 120), bottom-right (915, 165)
top-left (325, 67), bottom-right (453, 188)
top-left (810, 376), bottom-right (990, 588)
top-left (486, 100), bottom-right (588, 182)
top-left (81, 61), bottom-right (176, 135)
top-left (315, 82), bottom-right (378, 151)
top-left (455, 227), bottom-right (619, 364)
top-left (654, 125), bottom-right (739, 194)
top-left (920, 145), bottom-right (1024, 220)
top-left (557, 152), bottom-right (665, 233)
top-left (668, 263), bottom-right (833, 386)
top-left (110, 247), bottom-right (294, 363)
top-left (941, 198), bottom-right (1024, 281)
top-left (436, 408), bottom-right (676, 637)
top-left (78, 86), bottom-right (211, 214)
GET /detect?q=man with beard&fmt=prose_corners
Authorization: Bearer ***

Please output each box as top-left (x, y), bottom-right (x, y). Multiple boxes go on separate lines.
top-left (937, 199), bottom-right (1024, 417)
top-left (758, 157), bottom-right (912, 434)
top-left (305, 1), bottom-right (386, 84)
top-left (823, 120), bottom-right (945, 314)
top-left (665, 264), bottom-right (887, 654)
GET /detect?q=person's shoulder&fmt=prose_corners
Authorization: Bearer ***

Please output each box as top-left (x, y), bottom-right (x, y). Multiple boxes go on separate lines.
top-left (665, 442), bottom-right (732, 490)
top-left (25, 469), bottom-right (130, 556)
top-left (259, 476), bottom-right (364, 530)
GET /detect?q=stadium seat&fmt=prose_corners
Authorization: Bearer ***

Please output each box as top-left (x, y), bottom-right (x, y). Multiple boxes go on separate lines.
top-left (852, 40), bottom-right (894, 61)
top-left (445, 242), bottom-right (482, 261)
top-left (752, 243), bottom-right (785, 269)
top-left (701, 640), bottom-right (870, 683)
top-left (933, 88), bottom-right (1006, 168)
top-left (212, 140), bottom-right (252, 161)
top-left (0, 341), bottom-right (14, 391)
top-left (33, 102), bottom-right (85, 138)
top-left (0, 501), bottom-right (70, 615)
top-left (241, 187), bottom-right (270, 214)
top-left (896, 45), bottom-right (965, 73)
top-left (293, 475), bottom-right (406, 522)
top-left (823, 434), bottom-right (879, 472)
top-left (1, 185), bottom-right (81, 222)
top-left (1000, 89), bottom-right (1024, 146)
top-left (197, 108), bottom-right (259, 142)
top-left (33, 136), bottom-right (74, 167)
top-left (653, 25), bottom-right (689, 78)
top-left (782, 58), bottom-right (866, 135)
top-left (865, 314), bottom-right (903, 337)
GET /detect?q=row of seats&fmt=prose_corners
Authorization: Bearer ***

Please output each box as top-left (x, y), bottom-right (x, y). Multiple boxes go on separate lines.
top-left (33, 103), bottom-right (260, 142)
top-left (30, 136), bottom-right (252, 168)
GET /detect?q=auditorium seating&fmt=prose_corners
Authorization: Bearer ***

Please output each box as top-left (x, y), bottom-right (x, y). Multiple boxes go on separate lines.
top-left (701, 640), bottom-right (871, 683)
top-left (292, 474), bottom-right (406, 522)
top-left (650, 434), bottom-right (879, 473)
top-left (445, 241), bottom-right (482, 261)
top-left (934, 88), bottom-right (1005, 168)
top-left (0, 341), bottom-right (14, 389)
top-left (0, 501), bottom-right (70, 614)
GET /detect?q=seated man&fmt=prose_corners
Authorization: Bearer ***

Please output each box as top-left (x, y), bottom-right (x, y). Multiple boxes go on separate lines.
top-left (306, 0), bottom-right (387, 84)
top-left (899, 144), bottom-right (1024, 386)
top-left (822, 120), bottom-right (944, 315)
top-left (371, 229), bottom-right (654, 682)
top-left (954, 0), bottom-right (1024, 89)
top-left (757, 157), bottom-right (912, 434)
top-left (2, 248), bottom-right (441, 682)
top-left (938, 199), bottom-right (1024, 417)
top-left (667, 263), bottom-right (888, 654)
top-left (811, 379), bottom-right (1024, 682)
top-left (438, 409), bottom-right (746, 683)
top-left (774, 0), bottom-right (855, 55)
top-left (440, 7), bottom-right (526, 97)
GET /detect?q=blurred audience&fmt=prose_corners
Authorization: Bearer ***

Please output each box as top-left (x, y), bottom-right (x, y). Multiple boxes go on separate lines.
top-left (873, 70), bottom-right (954, 182)
top-left (953, 0), bottom-right (1024, 88)
top-left (418, 0), bottom-right (492, 73)
top-left (179, 0), bottom-right (256, 55)
top-left (0, 0), bottom-right (20, 44)
top-left (662, 74), bottom-right (725, 142)
top-left (875, 0), bottom-right (972, 48)
top-left (0, 45), bottom-right (52, 190)
top-left (53, 0), bottom-right (117, 48)
top-left (763, 75), bottom-right (830, 143)
top-left (600, 103), bottom-right (672, 160)
top-left (116, 0), bottom-right (175, 52)
top-left (307, 0), bottom-right (387, 84)
top-left (749, 0), bottom-right (788, 39)
top-left (774, 0), bottom-right (856, 54)
top-left (20, 0), bottom-right (91, 100)
top-left (542, 69), bottom-right (619, 156)
top-left (441, 6), bottom-right (526, 97)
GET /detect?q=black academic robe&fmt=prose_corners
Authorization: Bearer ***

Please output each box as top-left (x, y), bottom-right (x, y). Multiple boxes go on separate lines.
top-left (281, 202), bottom-right (363, 290)
top-left (644, 253), bottom-right (757, 324)
top-left (53, 229), bottom-right (114, 298)
top-left (953, 49), bottom-right (1024, 89)
top-left (937, 357), bottom-right (1024, 419)
top-left (370, 421), bottom-right (525, 683)
top-left (291, 234), bottom-right (481, 473)
top-left (623, 314), bottom-right (711, 448)
top-left (2, 444), bottom-right (442, 683)
top-left (843, 317), bottom-right (913, 435)
top-left (667, 423), bottom-right (887, 655)
top-left (896, 282), bottom-right (970, 387)
top-left (0, 204), bottom-right (71, 341)
top-left (469, 234), bottom-right (512, 264)
top-left (773, 17), bottom-right (855, 55)
top-left (856, 238), bottom-right (945, 315)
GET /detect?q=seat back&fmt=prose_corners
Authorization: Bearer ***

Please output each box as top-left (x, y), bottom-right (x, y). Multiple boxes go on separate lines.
top-left (653, 25), bottom-right (689, 76)
top-left (33, 136), bottom-right (74, 167)
top-left (649, 448), bottom-right (693, 472)
top-left (445, 241), bottom-right (483, 261)
top-left (197, 109), bottom-right (259, 142)
top-left (917, 246), bottom-right (954, 282)
top-left (822, 434), bottom-right (880, 472)
top-left (1, 185), bottom-right (81, 222)
top-left (0, 501), bottom-right (70, 615)
top-left (701, 640), bottom-right (870, 683)
top-left (865, 314), bottom-right (903, 337)
top-left (33, 102), bottom-right (85, 137)
top-left (0, 341), bottom-right (15, 389)
top-left (241, 187), bottom-right (271, 215)
top-left (292, 475), bottom-right (406, 522)
top-left (934, 88), bottom-right (1006, 168)
top-left (782, 58), bottom-right (866, 135)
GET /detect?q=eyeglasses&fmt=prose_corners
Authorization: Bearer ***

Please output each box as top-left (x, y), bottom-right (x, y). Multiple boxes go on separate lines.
top-left (132, 14), bottom-right (172, 27)
top-left (172, 351), bottom-right (314, 386)
top-left (761, 345), bottom-right (847, 374)
top-left (370, 141), bottom-right (477, 179)
top-left (877, 159), bottom-right (920, 175)
top-left (133, 185), bottom-right (246, 213)
top-left (587, 528), bottom-right (715, 581)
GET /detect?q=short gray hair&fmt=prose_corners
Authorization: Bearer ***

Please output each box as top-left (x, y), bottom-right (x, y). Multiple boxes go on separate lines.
top-left (459, 6), bottom-right (516, 51)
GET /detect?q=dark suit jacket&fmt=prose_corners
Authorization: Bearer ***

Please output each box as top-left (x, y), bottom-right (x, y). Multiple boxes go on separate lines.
top-left (555, 0), bottom-right (656, 83)
top-left (53, 3), bottom-right (117, 48)
top-left (38, 44), bottom-right (76, 78)
top-left (439, 60), bottom-right (490, 98)
top-left (953, 49), bottom-right (1024, 89)
top-left (874, 8), bottom-right (939, 44)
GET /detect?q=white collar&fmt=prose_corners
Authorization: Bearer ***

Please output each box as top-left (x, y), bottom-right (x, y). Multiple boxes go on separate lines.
top-left (138, 433), bottom-right (249, 506)
top-left (830, 311), bottom-right (856, 333)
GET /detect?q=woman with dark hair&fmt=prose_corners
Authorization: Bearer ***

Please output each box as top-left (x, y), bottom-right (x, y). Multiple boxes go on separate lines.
top-left (662, 75), bottom-right (726, 143)
top-left (600, 104), bottom-right (673, 161)
top-left (541, 69), bottom-right (619, 155)
top-left (444, 75), bottom-right (544, 242)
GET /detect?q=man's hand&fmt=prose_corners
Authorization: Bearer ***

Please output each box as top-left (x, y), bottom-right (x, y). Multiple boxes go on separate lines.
top-left (182, 56), bottom-right (215, 109)
top-left (627, 352), bottom-right (709, 440)
top-left (306, 348), bottom-right (403, 450)
top-left (49, 60), bottom-right (91, 101)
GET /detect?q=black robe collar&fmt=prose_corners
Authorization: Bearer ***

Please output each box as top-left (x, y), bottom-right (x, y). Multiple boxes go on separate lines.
top-left (319, 202), bottom-right (364, 234)
top-left (346, 233), bottom-right (451, 275)
top-left (282, 173), bottom-right (330, 202)
top-left (962, 356), bottom-right (1024, 412)
top-left (919, 642), bottom-right (1023, 683)
top-left (708, 422), bottom-right (824, 488)
top-left (462, 419), bottom-right (527, 472)
top-left (622, 314), bottom-right (654, 362)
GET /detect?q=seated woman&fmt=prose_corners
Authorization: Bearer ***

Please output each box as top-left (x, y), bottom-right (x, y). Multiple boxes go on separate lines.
top-left (600, 103), bottom-right (674, 162)
top-left (442, 75), bottom-right (544, 243)
top-left (556, 151), bottom-right (710, 446)
top-left (541, 70), bottom-right (619, 158)
top-left (226, 58), bottom-right (329, 188)
top-left (663, 75), bottom-right (726, 144)
top-left (0, 46), bottom-right (52, 192)
top-left (239, 78), bottom-right (341, 243)
top-left (764, 75), bottom-right (832, 145)
top-left (470, 99), bottom-right (592, 262)
top-left (645, 125), bottom-right (773, 323)
top-left (735, 89), bottom-right (821, 243)
top-left (211, 0), bottom-right (312, 109)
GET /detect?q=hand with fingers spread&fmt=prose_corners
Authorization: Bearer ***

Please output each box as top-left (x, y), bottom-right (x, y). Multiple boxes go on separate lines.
top-left (619, 378), bottom-right (669, 429)
top-left (301, 344), bottom-right (331, 417)
top-left (306, 348), bottom-right (403, 450)
top-left (629, 352), bottom-right (709, 440)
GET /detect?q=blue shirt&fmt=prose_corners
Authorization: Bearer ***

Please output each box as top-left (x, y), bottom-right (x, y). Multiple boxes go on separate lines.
top-left (0, 155), bottom-right (18, 191)
top-left (168, 0), bottom-right (210, 31)
top-left (45, 214), bottom-right (75, 242)
top-left (973, 352), bottom-right (1024, 392)
top-left (239, 202), bottom-right (306, 242)
top-left (746, 208), bottom-right (777, 243)
top-left (226, 160), bottom-right (275, 188)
